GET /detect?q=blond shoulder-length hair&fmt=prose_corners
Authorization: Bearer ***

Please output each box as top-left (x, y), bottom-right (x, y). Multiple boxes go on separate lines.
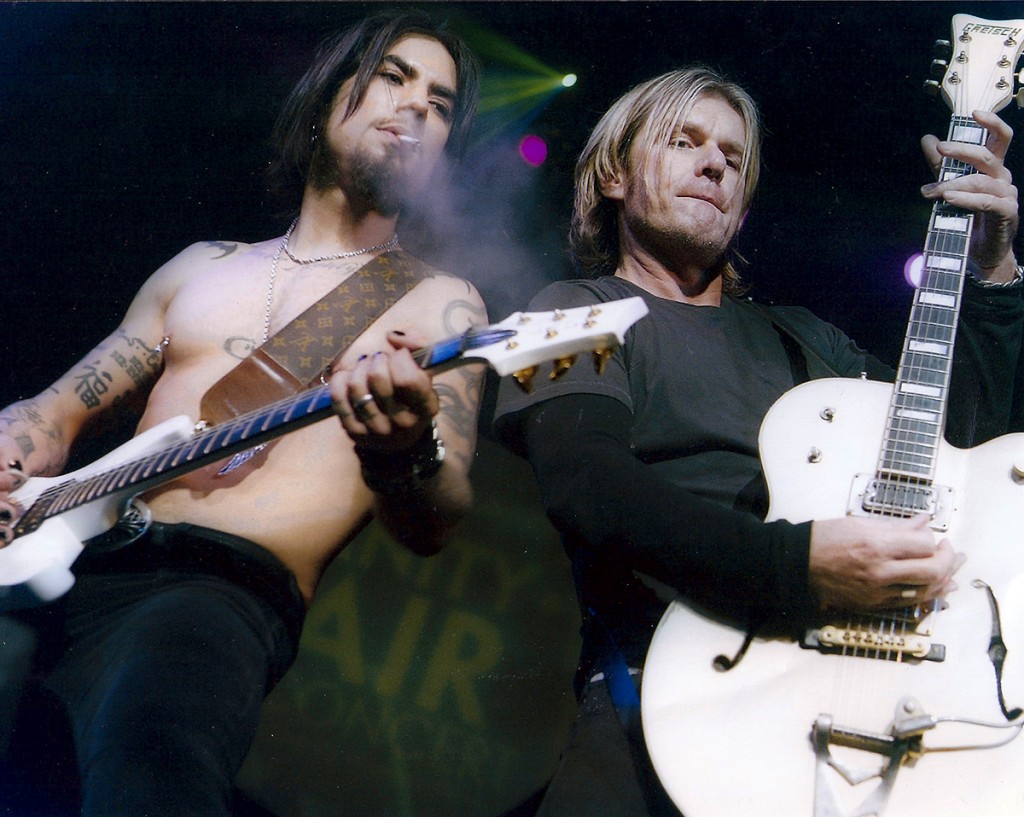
top-left (570, 67), bottom-right (762, 294)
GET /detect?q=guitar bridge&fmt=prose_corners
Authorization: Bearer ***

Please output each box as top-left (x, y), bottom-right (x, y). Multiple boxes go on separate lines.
top-left (802, 613), bottom-right (946, 663)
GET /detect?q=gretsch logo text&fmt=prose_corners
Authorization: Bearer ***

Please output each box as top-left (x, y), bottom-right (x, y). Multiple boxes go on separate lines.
top-left (962, 23), bottom-right (1022, 39)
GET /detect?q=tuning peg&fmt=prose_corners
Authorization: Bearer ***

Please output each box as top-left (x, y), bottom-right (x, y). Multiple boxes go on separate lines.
top-left (933, 38), bottom-right (952, 59)
top-left (1016, 88), bottom-right (1024, 109)
top-left (549, 355), bottom-right (577, 381)
top-left (929, 59), bottom-right (948, 79)
top-left (592, 347), bottom-right (614, 375)
top-left (512, 366), bottom-right (537, 394)
top-left (923, 79), bottom-right (941, 98)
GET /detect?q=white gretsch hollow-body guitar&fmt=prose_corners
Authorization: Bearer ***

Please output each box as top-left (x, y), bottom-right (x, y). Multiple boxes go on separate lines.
top-left (642, 15), bottom-right (1024, 817)
top-left (0, 297), bottom-right (648, 612)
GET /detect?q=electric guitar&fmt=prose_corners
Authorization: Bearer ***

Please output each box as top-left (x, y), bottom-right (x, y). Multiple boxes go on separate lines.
top-left (642, 15), bottom-right (1024, 817)
top-left (0, 297), bottom-right (648, 612)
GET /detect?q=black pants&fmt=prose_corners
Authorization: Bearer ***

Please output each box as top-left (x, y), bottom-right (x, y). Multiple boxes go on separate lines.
top-left (0, 522), bottom-right (305, 817)
top-left (537, 675), bottom-right (684, 817)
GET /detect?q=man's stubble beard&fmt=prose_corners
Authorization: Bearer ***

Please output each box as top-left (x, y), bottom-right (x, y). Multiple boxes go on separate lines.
top-left (633, 218), bottom-right (733, 275)
top-left (309, 140), bottom-right (404, 218)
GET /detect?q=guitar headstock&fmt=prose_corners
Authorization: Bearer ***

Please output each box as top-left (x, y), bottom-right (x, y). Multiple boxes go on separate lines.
top-left (928, 15), bottom-right (1024, 116)
top-left (465, 296), bottom-right (649, 391)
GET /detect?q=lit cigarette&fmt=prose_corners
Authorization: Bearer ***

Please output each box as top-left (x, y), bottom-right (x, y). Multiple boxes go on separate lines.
top-left (397, 134), bottom-right (421, 149)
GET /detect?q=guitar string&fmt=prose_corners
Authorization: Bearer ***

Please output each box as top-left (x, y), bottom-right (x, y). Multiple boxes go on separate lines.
top-left (850, 108), bottom-right (970, 696)
top-left (882, 116), bottom-right (973, 483)
top-left (826, 43), bottom-right (1017, 760)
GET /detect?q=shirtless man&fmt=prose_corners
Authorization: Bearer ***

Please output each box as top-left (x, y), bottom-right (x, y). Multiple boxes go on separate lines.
top-left (0, 12), bottom-right (483, 816)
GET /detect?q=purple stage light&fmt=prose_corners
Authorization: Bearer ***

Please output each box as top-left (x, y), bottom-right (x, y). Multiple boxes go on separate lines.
top-left (903, 253), bottom-right (924, 288)
top-left (519, 134), bottom-right (548, 167)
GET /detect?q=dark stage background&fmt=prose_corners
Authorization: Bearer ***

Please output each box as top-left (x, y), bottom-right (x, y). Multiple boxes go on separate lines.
top-left (1, 2), bottom-right (1021, 815)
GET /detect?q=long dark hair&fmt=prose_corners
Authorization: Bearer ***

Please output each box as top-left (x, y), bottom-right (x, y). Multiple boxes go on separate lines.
top-left (268, 10), bottom-right (479, 202)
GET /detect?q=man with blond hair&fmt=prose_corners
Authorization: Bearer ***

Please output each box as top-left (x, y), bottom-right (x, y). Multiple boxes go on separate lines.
top-left (496, 66), bottom-right (1022, 815)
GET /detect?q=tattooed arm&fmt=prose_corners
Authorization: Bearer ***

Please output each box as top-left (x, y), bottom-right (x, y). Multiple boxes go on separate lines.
top-left (0, 329), bottom-right (165, 476)
top-left (0, 328), bottom-right (167, 548)
top-left (330, 277), bottom-right (487, 555)
top-left (0, 243), bottom-right (201, 544)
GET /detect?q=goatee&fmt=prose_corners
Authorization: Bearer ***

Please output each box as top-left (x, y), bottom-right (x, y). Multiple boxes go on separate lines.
top-left (310, 143), bottom-right (403, 217)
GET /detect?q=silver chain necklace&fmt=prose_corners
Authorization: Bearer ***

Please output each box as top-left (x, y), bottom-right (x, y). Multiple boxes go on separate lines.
top-left (282, 222), bottom-right (399, 266)
top-left (263, 218), bottom-right (399, 342)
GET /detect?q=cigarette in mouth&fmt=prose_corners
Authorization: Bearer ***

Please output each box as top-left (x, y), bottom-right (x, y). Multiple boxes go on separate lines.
top-left (397, 135), bottom-right (421, 149)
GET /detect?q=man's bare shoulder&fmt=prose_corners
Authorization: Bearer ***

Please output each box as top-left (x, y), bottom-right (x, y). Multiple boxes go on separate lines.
top-left (159, 238), bottom-right (271, 274)
top-left (141, 238), bottom-right (271, 295)
top-left (404, 268), bottom-right (487, 337)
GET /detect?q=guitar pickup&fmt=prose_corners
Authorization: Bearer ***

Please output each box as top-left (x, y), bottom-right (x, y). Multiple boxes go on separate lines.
top-left (847, 474), bottom-right (955, 531)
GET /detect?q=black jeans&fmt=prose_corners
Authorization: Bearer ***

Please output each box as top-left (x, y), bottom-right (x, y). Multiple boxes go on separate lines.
top-left (537, 674), bottom-right (683, 817)
top-left (0, 522), bottom-right (305, 817)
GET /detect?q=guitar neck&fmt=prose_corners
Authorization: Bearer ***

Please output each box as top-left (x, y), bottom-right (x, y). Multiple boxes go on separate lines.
top-left (13, 296), bottom-right (650, 536)
top-left (877, 116), bottom-right (986, 483)
top-left (15, 383), bottom-right (339, 536)
top-left (18, 331), bottom-right (489, 534)
top-left (16, 330), bottom-right (475, 534)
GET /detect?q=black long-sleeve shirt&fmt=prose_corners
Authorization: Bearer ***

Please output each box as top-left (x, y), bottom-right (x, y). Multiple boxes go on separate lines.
top-left (494, 275), bottom-right (1024, 680)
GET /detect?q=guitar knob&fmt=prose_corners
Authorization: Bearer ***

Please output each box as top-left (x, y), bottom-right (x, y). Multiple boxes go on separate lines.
top-left (923, 79), bottom-right (941, 98)
top-left (930, 59), bottom-right (948, 78)
top-left (933, 38), bottom-right (952, 59)
top-left (1016, 89), bottom-right (1024, 109)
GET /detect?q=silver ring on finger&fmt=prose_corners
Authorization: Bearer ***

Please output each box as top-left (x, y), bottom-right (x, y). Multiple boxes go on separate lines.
top-left (898, 586), bottom-right (919, 600)
top-left (353, 393), bottom-right (377, 421)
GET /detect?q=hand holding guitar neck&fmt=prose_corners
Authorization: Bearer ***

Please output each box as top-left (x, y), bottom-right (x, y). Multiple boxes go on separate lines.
top-left (920, 108), bottom-right (1019, 278)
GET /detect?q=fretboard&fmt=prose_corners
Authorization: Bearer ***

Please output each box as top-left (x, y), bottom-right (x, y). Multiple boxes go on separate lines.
top-left (877, 114), bottom-right (986, 483)
top-left (15, 384), bottom-right (338, 537)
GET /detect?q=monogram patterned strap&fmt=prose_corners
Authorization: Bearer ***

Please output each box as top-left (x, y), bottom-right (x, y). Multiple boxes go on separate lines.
top-left (199, 250), bottom-right (430, 425)
top-left (260, 249), bottom-right (430, 384)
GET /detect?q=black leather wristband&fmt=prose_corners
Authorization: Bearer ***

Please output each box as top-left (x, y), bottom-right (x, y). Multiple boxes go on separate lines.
top-left (356, 420), bottom-right (445, 495)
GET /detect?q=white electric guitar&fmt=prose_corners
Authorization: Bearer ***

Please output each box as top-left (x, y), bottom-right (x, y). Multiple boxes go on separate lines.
top-left (0, 297), bottom-right (648, 612)
top-left (642, 15), bottom-right (1024, 817)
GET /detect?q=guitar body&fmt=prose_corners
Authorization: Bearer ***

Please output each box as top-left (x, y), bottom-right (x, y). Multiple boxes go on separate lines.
top-left (0, 415), bottom-right (196, 609)
top-left (642, 379), bottom-right (1024, 817)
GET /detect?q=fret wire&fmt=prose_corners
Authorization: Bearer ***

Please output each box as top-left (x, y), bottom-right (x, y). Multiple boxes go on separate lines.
top-left (881, 440), bottom-right (939, 456)
top-left (902, 352), bottom-right (950, 372)
top-left (880, 456), bottom-right (936, 470)
top-left (28, 384), bottom-right (339, 529)
top-left (881, 429), bottom-right (941, 448)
